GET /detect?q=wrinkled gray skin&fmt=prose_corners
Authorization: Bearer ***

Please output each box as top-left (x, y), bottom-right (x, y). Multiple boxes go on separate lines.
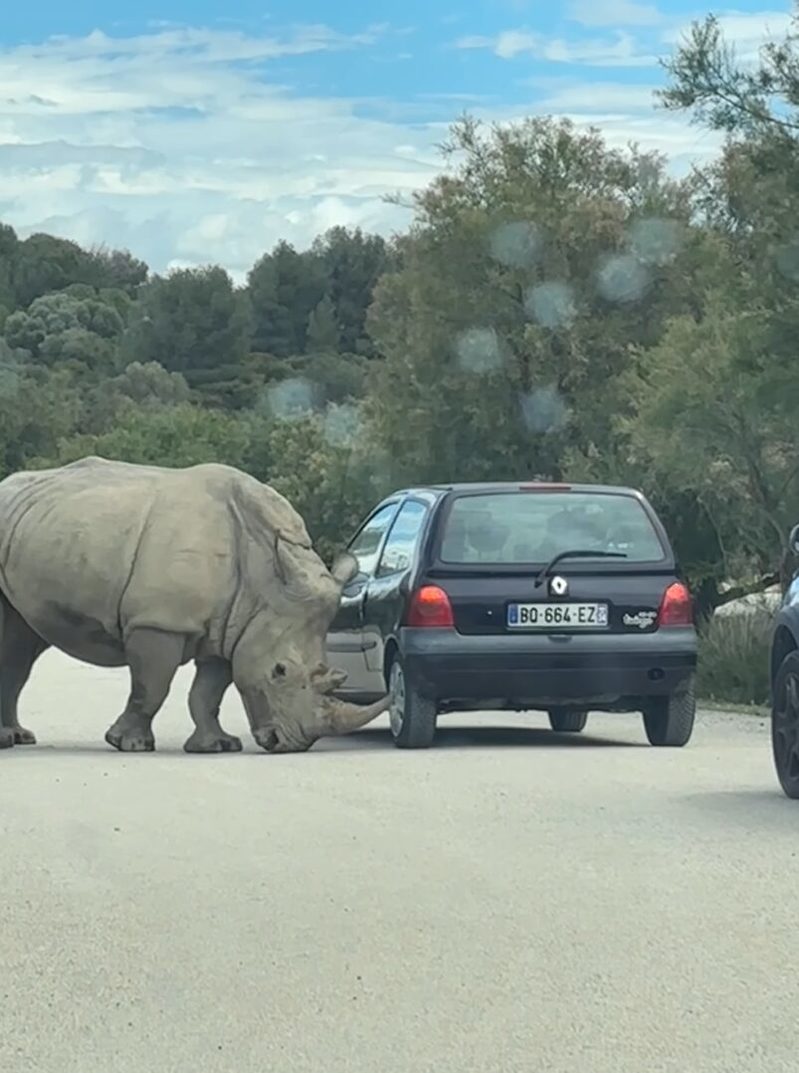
top-left (0, 457), bottom-right (388, 754)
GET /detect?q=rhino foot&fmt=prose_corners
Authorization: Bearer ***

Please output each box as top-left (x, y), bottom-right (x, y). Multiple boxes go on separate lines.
top-left (0, 727), bottom-right (15, 750)
top-left (183, 730), bottom-right (243, 754)
top-left (11, 726), bottom-right (36, 745)
top-left (105, 727), bottom-right (155, 753)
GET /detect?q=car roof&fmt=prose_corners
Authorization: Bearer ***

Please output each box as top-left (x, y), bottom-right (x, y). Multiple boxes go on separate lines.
top-left (391, 481), bottom-right (645, 498)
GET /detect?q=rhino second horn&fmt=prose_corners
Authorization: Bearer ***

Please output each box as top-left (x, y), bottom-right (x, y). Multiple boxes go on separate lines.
top-left (311, 664), bottom-right (349, 695)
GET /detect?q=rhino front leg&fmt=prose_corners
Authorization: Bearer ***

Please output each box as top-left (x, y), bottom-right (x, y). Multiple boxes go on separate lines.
top-left (106, 629), bottom-right (184, 753)
top-left (184, 659), bottom-right (242, 754)
top-left (0, 594), bottom-right (49, 747)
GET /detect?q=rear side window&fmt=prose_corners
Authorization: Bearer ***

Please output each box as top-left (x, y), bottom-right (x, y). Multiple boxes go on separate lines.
top-left (439, 492), bottom-right (666, 565)
top-left (347, 503), bottom-right (398, 575)
top-left (377, 500), bottom-right (428, 577)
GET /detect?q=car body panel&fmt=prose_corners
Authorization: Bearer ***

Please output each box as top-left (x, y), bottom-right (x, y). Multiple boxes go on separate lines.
top-left (401, 625), bottom-right (696, 711)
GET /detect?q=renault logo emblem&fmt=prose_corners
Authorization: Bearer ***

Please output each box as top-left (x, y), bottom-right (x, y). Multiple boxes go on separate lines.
top-left (549, 575), bottom-right (568, 597)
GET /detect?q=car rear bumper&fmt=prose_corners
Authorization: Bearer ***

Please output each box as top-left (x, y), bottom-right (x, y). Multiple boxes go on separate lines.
top-left (400, 626), bottom-right (697, 709)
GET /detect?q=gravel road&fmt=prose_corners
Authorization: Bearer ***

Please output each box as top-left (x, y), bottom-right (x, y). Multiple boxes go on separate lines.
top-left (0, 650), bottom-right (796, 1073)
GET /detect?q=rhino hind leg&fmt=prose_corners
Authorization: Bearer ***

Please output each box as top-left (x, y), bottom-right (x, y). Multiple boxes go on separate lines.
top-left (184, 658), bottom-right (241, 754)
top-left (106, 628), bottom-right (184, 753)
top-left (0, 593), bottom-right (49, 748)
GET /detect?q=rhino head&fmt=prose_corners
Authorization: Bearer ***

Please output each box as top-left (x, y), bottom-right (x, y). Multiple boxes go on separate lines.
top-left (236, 547), bottom-right (391, 753)
top-left (242, 659), bottom-right (390, 753)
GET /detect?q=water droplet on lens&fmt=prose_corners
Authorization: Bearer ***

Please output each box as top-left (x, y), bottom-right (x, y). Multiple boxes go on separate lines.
top-left (596, 254), bottom-right (651, 304)
top-left (265, 377), bottom-right (315, 420)
top-left (455, 327), bottom-right (503, 373)
top-left (520, 386), bottom-right (568, 434)
top-left (489, 221), bottom-right (541, 269)
top-left (524, 281), bottom-right (576, 329)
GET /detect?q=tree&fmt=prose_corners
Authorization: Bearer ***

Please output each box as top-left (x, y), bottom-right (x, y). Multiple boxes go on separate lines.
top-left (0, 364), bottom-right (83, 477)
top-left (0, 223), bottom-right (19, 313)
top-left (312, 227), bottom-right (388, 355)
top-left (366, 116), bottom-right (696, 489)
top-left (3, 288), bottom-right (128, 374)
top-left (86, 246), bottom-right (149, 294)
top-left (623, 295), bottom-right (799, 600)
top-left (11, 233), bottom-right (97, 307)
top-left (45, 402), bottom-right (252, 471)
top-left (306, 294), bottom-right (339, 352)
top-left (247, 241), bottom-right (327, 357)
top-left (122, 266), bottom-right (251, 403)
top-left (245, 409), bottom-right (385, 561)
top-left (659, 9), bottom-right (799, 136)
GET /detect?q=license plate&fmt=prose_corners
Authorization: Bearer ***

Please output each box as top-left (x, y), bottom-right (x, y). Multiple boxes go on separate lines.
top-left (507, 602), bottom-right (609, 629)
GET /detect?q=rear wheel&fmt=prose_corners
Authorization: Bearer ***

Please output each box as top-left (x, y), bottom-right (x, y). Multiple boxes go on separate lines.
top-left (548, 708), bottom-right (588, 733)
top-left (643, 676), bottom-right (696, 747)
top-left (771, 650), bottom-right (799, 799)
top-left (388, 655), bottom-right (437, 749)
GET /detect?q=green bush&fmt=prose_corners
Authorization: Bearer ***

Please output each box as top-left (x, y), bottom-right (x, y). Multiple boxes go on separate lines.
top-left (697, 609), bottom-right (773, 706)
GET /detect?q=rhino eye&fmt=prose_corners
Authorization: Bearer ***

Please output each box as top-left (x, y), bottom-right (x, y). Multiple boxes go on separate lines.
top-left (272, 662), bottom-right (287, 680)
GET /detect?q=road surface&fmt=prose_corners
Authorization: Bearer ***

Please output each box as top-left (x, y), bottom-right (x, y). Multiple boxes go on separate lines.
top-left (0, 650), bottom-right (796, 1073)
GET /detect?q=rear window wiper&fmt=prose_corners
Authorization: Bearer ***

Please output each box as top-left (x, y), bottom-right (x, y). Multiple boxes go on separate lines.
top-left (534, 549), bottom-right (627, 589)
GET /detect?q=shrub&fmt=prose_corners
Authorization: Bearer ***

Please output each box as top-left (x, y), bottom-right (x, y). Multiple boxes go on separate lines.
top-left (697, 609), bottom-right (773, 706)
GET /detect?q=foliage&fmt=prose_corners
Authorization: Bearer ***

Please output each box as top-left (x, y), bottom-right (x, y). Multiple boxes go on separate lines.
top-left (42, 402), bottom-right (252, 472)
top-left (659, 8), bottom-right (799, 136)
top-left (697, 610), bottom-right (773, 706)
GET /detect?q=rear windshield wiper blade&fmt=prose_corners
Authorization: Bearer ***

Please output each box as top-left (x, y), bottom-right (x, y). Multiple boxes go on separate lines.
top-left (534, 549), bottom-right (627, 589)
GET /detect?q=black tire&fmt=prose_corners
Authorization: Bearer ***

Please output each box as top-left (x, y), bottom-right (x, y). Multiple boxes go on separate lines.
top-left (771, 650), bottom-right (799, 799)
top-left (388, 654), bottom-right (437, 749)
top-left (643, 675), bottom-right (696, 747)
top-left (548, 708), bottom-right (588, 733)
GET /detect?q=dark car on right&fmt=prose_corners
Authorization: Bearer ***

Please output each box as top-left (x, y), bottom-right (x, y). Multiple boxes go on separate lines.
top-left (769, 524), bottom-right (799, 797)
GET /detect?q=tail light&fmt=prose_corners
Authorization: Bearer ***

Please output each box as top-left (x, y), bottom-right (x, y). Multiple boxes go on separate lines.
top-left (657, 582), bottom-right (693, 627)
top-left (406, 585), bottom-right (454, 628)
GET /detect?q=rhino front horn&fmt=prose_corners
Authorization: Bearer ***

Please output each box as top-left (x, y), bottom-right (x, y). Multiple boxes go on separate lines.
top-left (322, 695), bottom-right (391, 736)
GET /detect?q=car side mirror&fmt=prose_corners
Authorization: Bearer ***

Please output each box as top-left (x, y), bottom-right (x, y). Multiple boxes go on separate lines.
top-left (790, 524), bottom-right (799, 557)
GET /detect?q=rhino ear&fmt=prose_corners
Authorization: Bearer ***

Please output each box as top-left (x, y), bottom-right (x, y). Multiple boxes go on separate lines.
top-left (330, 551), bottom-right (358, 587)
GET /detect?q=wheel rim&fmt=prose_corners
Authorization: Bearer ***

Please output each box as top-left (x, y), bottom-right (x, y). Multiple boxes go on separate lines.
top-left (774, 671), bottom-right (799, 784)
top-left (389, 662), bottom-right (405, 738)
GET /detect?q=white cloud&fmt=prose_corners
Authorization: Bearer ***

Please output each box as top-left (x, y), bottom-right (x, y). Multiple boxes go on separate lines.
top-left (568, 0), bottom-right (663, 27)
top-left (531, 80), bottom-right (661, 112)
top-left (0, 25), bottom-right (442, 277)
top-left (0, 15), bottom-right (758, 278)
top-left (455, 28), bottom-right (656, 66)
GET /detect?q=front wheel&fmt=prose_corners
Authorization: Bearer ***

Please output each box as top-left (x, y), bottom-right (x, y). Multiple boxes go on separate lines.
top-left (548, 708), bottom-right (588, 733)
top-left (388, 655), bottom-right (438, 749)
top-left (643, 676), bottom-right (696, 747)
top-left (771, 650), bottom-right (799, 799)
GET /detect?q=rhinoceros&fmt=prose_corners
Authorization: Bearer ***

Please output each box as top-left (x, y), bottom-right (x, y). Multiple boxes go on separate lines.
top-left (0, 456), bottom-right (388, 753)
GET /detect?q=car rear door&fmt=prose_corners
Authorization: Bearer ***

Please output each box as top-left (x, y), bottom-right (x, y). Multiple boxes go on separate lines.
top-left (360, 497), bottom-right (432, 674)
top-left (326, 500), bottom-right (400, 696)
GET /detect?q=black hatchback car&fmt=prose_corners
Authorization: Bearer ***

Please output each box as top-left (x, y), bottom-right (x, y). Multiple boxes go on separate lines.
top-left (326, 482), bottom-right (698, 749)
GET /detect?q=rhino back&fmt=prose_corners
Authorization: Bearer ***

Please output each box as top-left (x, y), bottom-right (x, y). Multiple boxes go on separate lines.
top-left (0, 459), bottom-right (240, 660)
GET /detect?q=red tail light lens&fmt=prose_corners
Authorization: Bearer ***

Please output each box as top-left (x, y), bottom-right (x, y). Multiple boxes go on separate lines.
top-left (658, 582), bottom-right (693, 627)
top-left (406, 585), bottom-right (454, 628)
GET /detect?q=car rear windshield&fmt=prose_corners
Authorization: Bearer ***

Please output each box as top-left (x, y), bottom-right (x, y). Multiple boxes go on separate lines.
top-left (439, 491), bottom-right (667, 565)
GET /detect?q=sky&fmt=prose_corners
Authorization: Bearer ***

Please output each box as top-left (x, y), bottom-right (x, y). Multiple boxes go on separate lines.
top-left (0, 1), bottom-right (793, 280)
